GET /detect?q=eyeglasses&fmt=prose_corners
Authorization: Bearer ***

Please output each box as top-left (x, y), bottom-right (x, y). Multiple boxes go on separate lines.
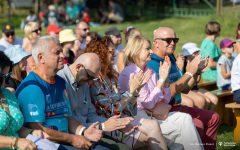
top-left (5, 32), bottom-right (15, 37)
top-left (32, 27), bottom-right (42, 34)
top-left (2, 72), bottom-right (11, 79)
top-left (82, 28), bottom-right (90, 31)
top-left (82, 65), bottom-right (97, 81)
top-left (155, 38), bottom-right (179, 44)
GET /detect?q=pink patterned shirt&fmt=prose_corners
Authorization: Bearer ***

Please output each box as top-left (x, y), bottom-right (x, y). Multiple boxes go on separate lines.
top-left (119, 62), bottom-right (171, 111)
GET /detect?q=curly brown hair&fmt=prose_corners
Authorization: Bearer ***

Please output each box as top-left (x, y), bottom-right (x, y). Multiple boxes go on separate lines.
top-left (84, 36), bottom-right (115, 79)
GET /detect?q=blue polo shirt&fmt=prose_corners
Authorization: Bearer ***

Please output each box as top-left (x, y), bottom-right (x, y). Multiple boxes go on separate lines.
top-left (15, 70), bottom-right (72, 133)
top-left (147, 53), bottom-right (183, 104)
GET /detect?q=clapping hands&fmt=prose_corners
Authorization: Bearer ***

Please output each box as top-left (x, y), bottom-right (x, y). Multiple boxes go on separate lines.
top-left (159, 56), bottom-right (171, 81)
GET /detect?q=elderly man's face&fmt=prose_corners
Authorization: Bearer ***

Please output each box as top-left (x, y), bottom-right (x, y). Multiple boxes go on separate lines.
top-left (44, 42), bottom-right (64, 71)
top-left (76, 22), bottom-right (90, 39)
top-left (154, 29), bottom-right (178, 56)
top-left (2, 32), bottom-right (15, 44)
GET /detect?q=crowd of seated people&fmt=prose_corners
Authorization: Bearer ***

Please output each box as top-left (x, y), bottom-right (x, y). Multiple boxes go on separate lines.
top-left (3, 19), bottom-right (240, 150)
top-left (19, 0), bottom-right (125, 30)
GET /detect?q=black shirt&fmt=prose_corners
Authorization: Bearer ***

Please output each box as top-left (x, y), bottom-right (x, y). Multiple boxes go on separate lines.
top-left (5, 76), bottom-right (21, 90)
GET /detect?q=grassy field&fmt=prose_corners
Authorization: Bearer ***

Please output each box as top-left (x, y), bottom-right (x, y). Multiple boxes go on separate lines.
top-left (1, 4), bottom-right (240, 150)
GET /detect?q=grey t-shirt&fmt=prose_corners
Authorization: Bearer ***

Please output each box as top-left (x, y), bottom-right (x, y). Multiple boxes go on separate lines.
top-left (217, 55), bottom-right (235, 87)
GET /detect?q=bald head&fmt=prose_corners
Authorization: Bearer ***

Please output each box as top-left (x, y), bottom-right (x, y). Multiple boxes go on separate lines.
top-left (154, 27), bottom-right (176, 40)
top-left (153, 27), bottom-right (177, 56)
top-left (74, 53), bottom-right (101, 72)
top-left (69, 53), bottom-right (101, 85)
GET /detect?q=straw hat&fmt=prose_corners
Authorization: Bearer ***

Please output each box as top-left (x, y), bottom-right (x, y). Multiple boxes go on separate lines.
top-left (59, 29), bottom-right (77, 43)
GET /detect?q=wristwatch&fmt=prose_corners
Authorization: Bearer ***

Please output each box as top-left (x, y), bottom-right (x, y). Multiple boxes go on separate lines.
top-left (123, 91), bottom-right (133, 98)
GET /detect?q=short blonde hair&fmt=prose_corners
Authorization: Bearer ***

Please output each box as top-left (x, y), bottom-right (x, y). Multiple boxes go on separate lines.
top-left (124, 35), bottom-right (151, 66)
top-left (24, 22), bottom-right (39, 40)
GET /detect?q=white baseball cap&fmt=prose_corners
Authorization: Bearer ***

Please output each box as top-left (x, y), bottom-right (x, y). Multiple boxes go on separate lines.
top-left (182, 42), bottom-right (201, 57)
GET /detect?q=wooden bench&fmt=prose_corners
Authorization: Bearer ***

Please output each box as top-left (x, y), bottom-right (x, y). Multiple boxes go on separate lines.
top-left (210, 89), bottom-right (235, 125)
top-left (225, 102), bottom-right (240, 143)
top-left (197, 79), bottom-right (217, 91)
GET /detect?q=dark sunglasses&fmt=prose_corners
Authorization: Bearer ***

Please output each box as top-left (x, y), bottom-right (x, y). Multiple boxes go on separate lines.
top-left (2, 72), bottom-right (11, 79)
top-left (155, 38), bottom-right (179, 44)
top-left (32, 27), bottom-right (42, 33)
top-left (82, 28), bottom-right (90, 31)
top-left (6, 32), bottom-right (15, 37)
top-left (82, 65), bottom-right (97, 81)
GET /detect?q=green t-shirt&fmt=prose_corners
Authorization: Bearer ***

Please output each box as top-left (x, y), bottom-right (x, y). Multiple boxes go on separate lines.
top-left (200, 39), bottom-right (221, 81)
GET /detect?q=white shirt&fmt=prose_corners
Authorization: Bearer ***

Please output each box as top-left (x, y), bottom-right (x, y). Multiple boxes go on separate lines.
top-left (231, 54), bottom-right (240, 92)
top-left (113, 44), bottom-right (124, 72)
top-left (0, 37), bottom-right (23, 51)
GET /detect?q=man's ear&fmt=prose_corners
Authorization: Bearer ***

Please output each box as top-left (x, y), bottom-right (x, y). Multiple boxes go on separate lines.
top-left (38, 53), bottom-right (44, 64)
top-left (75, 63), bottom-right (83, 71)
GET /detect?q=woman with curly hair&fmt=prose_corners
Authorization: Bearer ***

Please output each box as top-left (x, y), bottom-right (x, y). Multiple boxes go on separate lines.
top-left (85, 36), bottom-right (168, 150)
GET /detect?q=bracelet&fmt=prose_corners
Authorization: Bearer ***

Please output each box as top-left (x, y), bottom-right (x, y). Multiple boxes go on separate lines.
top-left (185, 72), bottom-right (193, 78)
top-left (99, 122), bottom-right (102, 130)
top-left (10, 137), bottom-right (18, 149)
top-left (82, 128), bottom-right (87, 136)
top-left (79, 127), bottom-right (86, 136)
top-left (158, 79), bottom-right (165, 83)
top-left (102, 123), bottom-right (105, 131)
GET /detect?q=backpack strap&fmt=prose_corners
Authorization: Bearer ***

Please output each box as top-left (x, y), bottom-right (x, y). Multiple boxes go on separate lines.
top-left (0, 90), bottom-right (11, 136)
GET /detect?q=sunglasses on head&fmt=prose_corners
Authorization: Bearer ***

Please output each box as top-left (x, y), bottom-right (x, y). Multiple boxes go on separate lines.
top-left (82, 28), bottom-right (90, 31)
top-left (32, 27), bottom-right (42, 33)
top-left (155, 38), bottom-right (179, 44)
top-left (82, 65), bottom-right (97, 81)
top-left (2, 72), bottom-right (11, 79)
top-left (6, 32), bottom-right (15, 37)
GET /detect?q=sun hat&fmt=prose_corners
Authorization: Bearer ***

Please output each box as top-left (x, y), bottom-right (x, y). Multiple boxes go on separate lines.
top-left (220, 38), bottom-right (236, 49)
top-left (4, 45), bottom-right (31, 64)
top-left (47, 24), bottom-right (62, 34)
top-left (105, 26), bottom-right (122, 36)
top-left (182, 42), bottom-right (201, 57)
top-left (59, 29), bottom-right (77, 43)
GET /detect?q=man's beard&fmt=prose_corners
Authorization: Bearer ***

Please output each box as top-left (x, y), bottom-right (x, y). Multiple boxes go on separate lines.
top-left (6, 38), bottom-right (15, 44)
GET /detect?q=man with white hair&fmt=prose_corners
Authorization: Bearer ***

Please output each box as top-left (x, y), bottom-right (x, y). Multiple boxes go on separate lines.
top-left (148, 27), bottom-right (220, 150)
top-left (15, 36), bottom-right (109, 150)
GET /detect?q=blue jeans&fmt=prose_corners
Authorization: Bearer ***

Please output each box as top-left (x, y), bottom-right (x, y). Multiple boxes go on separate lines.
top-left (234, 89), bottom-right (240, 104)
